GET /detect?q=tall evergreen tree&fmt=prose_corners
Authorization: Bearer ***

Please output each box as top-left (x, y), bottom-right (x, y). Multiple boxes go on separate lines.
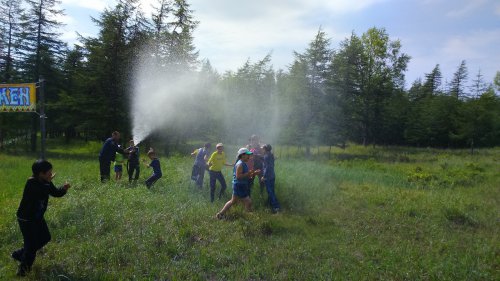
top-left (423, 64), bottom-right (442, 96)
top-left (0, 0), bottom-right (24, 83)
top-left (290, 28), bottom-right (332, 155)
top-left (18, 0), bottom-right (67, 151)
top-left (82, 0), bottom-right (148, 135)
top-left (331, 28), bottom-right (410, 145)
top-left (494, 71), bottom-right (500, 93)
top-left (448, 60), bottom-right (468, 99)
top-left (469, 69), bottom-right (488, 98)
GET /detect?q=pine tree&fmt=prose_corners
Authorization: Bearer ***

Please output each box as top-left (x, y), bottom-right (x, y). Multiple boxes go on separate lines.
top-left (448, 60), bottom-right (468, 99)
top-left (18, 0), bottom-right (67, 151)
top-left (423, 64), bottom-right (442, 96)
top-left (0, 0), bottom-right (24, 83)
top-left (82, 0), bottom-right (148, 134)
top-left (469, 69), bottom-right (488, 98)
top-left (290, 28), bottom-right (332, 155)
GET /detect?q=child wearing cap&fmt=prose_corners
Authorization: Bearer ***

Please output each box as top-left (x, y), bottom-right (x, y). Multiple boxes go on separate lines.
top-left (216, 148), bottom-right (260, 219)
top-left (143, 148), bottom-right (162, 188)
top-left (207, 143), bottom-right (232, 202)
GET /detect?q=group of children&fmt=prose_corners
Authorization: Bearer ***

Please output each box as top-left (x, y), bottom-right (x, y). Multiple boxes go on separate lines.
top-left (113, 140), bottom-right (163, 189)
top-left (190, 135), bottom-right (281, 218)
top-left (97, 131), bottom-right (162, 188)
top-left (11, 134), bottom-right (278, 276)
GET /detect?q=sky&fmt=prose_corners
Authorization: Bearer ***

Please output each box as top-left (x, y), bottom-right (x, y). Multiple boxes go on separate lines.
top-left (59, 0), bottom-right (500, 88)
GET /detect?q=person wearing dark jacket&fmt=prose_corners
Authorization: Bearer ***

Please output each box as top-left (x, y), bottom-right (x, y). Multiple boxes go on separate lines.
top-left (99, 131), bottom-right (125, 182)
top-left (126, 140), bottom-right (140, 184)
top-left (144, 148), bottom-right (162, 188)
top-left (261, 144), bottom-right (280, 213)
top-left (12, 159), bottom-right (71, 276)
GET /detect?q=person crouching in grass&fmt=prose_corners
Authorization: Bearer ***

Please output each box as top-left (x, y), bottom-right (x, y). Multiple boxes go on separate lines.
top-left (12, 160), bottom-right (71, 276)
top-left (143, 148), bottom-right (162, 188)
top-left (216, 148), bottom-right (260, 219)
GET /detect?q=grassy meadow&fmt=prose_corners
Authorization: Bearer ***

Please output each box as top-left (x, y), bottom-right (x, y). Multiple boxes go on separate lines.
top-left (0, 140), bottom-right (499, 280)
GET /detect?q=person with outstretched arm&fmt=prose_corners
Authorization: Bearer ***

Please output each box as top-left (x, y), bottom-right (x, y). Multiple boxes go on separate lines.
top-left (126, 140), bottom-right (140, 184)
top-left (216, 148), bottom-right (260, 219)
top-left (191, 143), bottom-right (211, 188)
top-left (12, 160), bottom-right (71, 276)
top-left (98, 131), bottom-right (125, 182)
top-left (143, 148), bottom-right (162, 188)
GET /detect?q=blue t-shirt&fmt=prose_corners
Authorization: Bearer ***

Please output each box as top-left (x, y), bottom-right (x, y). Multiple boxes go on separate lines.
top-left (263, 153), bottom-right (275, 180)
top-left (232, 160), bottom-right (249, 185)
top-left (150, 158), bottom-right (162, 177)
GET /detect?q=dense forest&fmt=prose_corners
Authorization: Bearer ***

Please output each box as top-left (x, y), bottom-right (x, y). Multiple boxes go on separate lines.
top-left (1, 0), bottom-right (499, 151)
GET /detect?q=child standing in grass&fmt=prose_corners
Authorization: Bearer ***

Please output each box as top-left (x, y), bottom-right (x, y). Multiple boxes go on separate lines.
top-left (261, 144), bottom-right (281, 213)
top-left (207, 143), bottom-right (232, 202)
top-left (144, 148), bottom-right (162, 188)
top-left (12, 160), bottom-right (71, 276)
top-left (126, 140), bottom-right (140, 184)
top-left (248, 135), bottom-right (264, 193)
top-left (114, 148), bottom-right (126, 181)
top-left (191, 143), bottom-right (211, 188)
top-left (216, 148), bottom-right (260, 219)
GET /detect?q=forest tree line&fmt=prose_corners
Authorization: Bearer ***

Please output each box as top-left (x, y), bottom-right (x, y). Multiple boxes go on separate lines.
top-left (1, 0), bottom-right (500, 151)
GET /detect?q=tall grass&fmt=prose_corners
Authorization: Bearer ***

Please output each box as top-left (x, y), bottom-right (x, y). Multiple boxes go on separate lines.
top-left (0, 141), bottom-right (498, 280)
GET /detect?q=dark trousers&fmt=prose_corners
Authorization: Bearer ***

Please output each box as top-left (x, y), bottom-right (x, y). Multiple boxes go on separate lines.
top-left (13, 219), bottom-right (51, 268)
top-left (191, 164), bottom-right (206, 187)
top-left (265, 178), bottom-right (280, 209)
top-left (209, 171), bottom-right (227, 202)
top-left (127, 162), bottom-right (140, 183)
top-left (99, 157), bottom-right (111, 182)
top-left (145, 174), bottom-right (161, 188)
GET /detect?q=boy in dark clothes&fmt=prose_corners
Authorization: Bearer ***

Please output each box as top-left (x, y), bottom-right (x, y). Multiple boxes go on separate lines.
top-left (144, 148), bottom-right (162, 188)
top-left (126, 140), bottom-right (140, 184)
top-left (12, 159), bottom-right (71, 276)
top-left (98, 131), bottom-right (126, 182)
top-left (261, 144), bottom-right (281, 213)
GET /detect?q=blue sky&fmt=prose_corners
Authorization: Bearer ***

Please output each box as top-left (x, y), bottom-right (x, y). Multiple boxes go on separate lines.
top-left (59, 0), bottom-right (500, 88)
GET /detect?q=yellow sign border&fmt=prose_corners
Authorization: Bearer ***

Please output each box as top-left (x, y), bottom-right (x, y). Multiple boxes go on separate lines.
top-left (0, 83), bottom-right (37, 112)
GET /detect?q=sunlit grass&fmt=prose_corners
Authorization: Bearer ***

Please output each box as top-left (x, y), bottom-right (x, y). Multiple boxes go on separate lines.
top-left (0, 142), bottom-right (498, 280)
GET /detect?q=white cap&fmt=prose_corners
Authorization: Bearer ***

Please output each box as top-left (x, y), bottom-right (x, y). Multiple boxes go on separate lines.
top-left (237, 147), bottom-right (253, 156)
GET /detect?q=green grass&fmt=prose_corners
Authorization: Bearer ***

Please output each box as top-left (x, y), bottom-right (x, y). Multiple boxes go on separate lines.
top-left (0, 141), bottom-right (499, 280)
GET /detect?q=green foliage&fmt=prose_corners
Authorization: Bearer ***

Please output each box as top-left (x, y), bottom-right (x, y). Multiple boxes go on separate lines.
top-left (1, 142), bottom-right (498, 279)
top-left (2, 0), bottom-right (500, 152)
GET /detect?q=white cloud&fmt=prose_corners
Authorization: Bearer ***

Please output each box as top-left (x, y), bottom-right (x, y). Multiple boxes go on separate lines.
top-left (188, 0), bottom-right (374, 71)
top-left (58, 14), bottom-right (75, 25)
top-left (441, 29), bottom-right (500, 60)
top-left (446, 0), bottom-right (487, 18)
top-left (495, 4), bottom-right (500, 16)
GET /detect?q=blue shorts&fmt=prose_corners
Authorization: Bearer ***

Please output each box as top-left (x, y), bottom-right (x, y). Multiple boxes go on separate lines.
top-left (233, 183), bottom-right (250, 198)
top-left (114, 165), bottom-right (123, 172)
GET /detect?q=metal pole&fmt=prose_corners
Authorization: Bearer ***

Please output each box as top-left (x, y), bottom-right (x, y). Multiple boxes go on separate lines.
top-left (39, 76), bottom-right (46, 159)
